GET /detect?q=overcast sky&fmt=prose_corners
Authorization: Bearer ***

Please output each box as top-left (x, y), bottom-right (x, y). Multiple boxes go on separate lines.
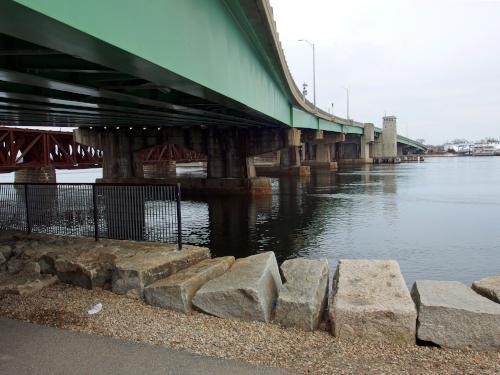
top-left (269, 0), bottom-right (500, 144)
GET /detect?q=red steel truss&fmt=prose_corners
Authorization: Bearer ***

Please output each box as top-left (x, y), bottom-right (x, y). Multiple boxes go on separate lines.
top-left (0, 127), bottom-right (206, 173)
top-left (143, 143), bottom-right (207, 164)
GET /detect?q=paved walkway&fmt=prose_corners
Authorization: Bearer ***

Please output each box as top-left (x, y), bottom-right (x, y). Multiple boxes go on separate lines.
top-left (0, 318), bottom-right (296, 375)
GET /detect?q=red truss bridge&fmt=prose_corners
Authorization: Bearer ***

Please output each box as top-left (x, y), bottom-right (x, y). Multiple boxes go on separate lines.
top-left (0, 127), bottom-right (206, 173)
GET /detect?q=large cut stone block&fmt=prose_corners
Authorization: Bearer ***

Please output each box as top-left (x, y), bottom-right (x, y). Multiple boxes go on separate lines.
top-left (275, 258), bottom-right (328, 331)
top-left (144, 256), bottom-right (235, 313)
top-left (55, 250), bottom-right (119, 289)
top-left (0, 272), bottom-right (58, 297)
top-left (0, 245), bottom-right (13, 259)
top-left (472, 276), bottom-right (500, 303)
top-left (330, 259), bottom-right (417, 344)
top-left (411, 280), bottom-right (500, 350)
top-left (192, 252), bottom-right (282, 322)
top-left (112, 246), bottom-right (210, 297)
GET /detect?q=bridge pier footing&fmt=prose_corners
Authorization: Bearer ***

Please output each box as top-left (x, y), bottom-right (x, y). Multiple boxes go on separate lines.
top-left (14, 167), bottom-right (56, 184)
top-left (143, 161), bottom-right (176, 179)
top-left (255, 146), bottom-right (311, 177)
top-left (303, 141), bottom-right (338, 171)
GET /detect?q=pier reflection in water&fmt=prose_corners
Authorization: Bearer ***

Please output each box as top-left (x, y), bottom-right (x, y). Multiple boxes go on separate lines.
top-left (180, 158), bottom-right (500, 286)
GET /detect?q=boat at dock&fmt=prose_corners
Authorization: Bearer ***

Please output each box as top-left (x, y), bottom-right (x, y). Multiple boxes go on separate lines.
top-left (472, 143), bottom-right (500, 156)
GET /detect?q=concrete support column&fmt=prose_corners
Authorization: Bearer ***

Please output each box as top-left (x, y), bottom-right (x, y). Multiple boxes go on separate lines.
top-left (360, 123), bottom-right (374, 164)
top-left (279, 146), bottom-right (300, 168)
top-left (381, 116), bottom-right (397, 158)
top-left (372, 116), bottom-right (400, 164)
top-left (101, 131), bottom-right (144, 180)
top-left (315, 142), bottom-right (331, 163)
top-left (255, 146), bottom-right (310, 176)
top-left (255, 129), bottom-right (310, 177)
top-left (206, 129), bottom-right (256, 179)
top-left (143, 160), bottom-right (176, 179)
top-left (79, 130), bottom-right (146, 240)
top-left (14, 166), bottom-right (56, 183)
top-left (15, 167), bottom-right (57, 228)
top-left (302, 131), bottom-right (339, 171)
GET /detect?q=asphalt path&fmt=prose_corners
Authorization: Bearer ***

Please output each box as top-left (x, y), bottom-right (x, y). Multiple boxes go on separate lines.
top-left (0, 317), bottom-right (297, 375)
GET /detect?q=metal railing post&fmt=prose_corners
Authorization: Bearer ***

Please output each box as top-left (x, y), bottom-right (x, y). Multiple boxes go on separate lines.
top-left (92, 184), bottom-right (98, 241)
top-left (24, 183), bottom-right (31, 234)
top-left (175, 183), bottom-right (182, 250)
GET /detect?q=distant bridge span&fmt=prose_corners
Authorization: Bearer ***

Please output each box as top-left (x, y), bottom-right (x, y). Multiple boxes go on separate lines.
top-left (0, 127), bottom-right (206, 173)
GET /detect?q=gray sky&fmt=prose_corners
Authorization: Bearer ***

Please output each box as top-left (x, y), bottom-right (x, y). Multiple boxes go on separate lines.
top-left (270, 0), bottom-right (500, 144)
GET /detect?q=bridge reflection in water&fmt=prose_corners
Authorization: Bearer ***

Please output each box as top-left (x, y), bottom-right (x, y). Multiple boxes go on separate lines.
top-left (180, 165), bottom-right (399, 263)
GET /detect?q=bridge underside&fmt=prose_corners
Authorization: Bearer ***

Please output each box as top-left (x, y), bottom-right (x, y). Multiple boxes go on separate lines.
top-left (0, 33), bottom-right (285, 130)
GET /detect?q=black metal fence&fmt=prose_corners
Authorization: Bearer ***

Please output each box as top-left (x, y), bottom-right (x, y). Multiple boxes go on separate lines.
top-left (0, 183), bottom-right (182, 249)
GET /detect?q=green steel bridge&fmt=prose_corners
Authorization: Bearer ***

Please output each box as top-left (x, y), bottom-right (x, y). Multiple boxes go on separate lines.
top-left (0, 0), bottom-right (425, 150)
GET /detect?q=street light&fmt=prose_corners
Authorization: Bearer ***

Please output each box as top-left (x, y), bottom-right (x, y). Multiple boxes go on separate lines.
top-left (342, 86), bottom-right (350, 120)
top-left (298, 39), bottom-right (316, 106)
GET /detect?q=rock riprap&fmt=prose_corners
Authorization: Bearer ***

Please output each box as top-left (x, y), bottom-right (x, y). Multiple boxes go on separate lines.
top-left (329, 259), bottom-right (417, 344)
top-left (411, 280), bottom-right (500, 350)
top-left (0, 245), bottom-right (13, 261)
top-left (275, 258), bottom-right (328, 331)
top-left (55, 249), bottom-right (121, 289)
top-left (0, 258), bottom-right (57, 297)
top-left (472, 276), bottom-right (500, 304)
top-left (112, 246), bottom-right (210, 297)
top-left (144, 256), bottom-right (235, 312)
top-left (192, 252), bottom-right (282, 322)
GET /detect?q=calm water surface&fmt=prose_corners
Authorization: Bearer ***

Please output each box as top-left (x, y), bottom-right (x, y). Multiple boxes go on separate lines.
top-left (2, 157), bottom-right (499, 285)
top-left (180, 157), bottom-right (500, 286)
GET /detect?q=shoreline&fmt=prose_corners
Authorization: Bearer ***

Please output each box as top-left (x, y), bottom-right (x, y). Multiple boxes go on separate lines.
top-left (1, 283), bottom-right (499, 375)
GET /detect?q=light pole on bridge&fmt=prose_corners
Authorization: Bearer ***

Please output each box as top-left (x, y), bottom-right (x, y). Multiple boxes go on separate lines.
top-left (343, 86), bottom-right (350, 120)
top-left (298, 39), bottom-right (316, 107)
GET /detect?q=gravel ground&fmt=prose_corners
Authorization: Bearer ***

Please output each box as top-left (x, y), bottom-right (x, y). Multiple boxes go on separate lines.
top-left (0, 283), bottom-right (498, 374)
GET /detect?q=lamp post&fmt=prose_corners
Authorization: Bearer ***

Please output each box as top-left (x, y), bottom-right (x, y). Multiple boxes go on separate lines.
top-left (343, 86), bottom-right (350, 120)
top-left (298, 39), bottom-right (316, 106)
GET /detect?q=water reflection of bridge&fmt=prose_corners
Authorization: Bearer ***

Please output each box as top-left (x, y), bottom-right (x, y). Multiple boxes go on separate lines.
top-left (180, 167), bottom-right (398, 263)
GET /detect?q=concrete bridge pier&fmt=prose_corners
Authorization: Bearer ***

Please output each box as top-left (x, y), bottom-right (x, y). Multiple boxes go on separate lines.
top-left (143, 161), bottom-right (176, 179)
top-left (14, 166), bottom-right (56, 184)
top-left (14, 167), bottom-right (57, 230)
top-left (254, 145), bottom-right (310, 177)
top-left (279, 146), bottom-right (311, 176)
top-left (360, 123), bottom-right (374, 164)
top-left (253, 129), bottom-right (310, 178)
top-left (336, 132), bottom-right (375, 166)
top-left (202, 128), bottom-right (273, 195)
top-left (79, 130), bottom-right (148, 240)
top-left (302, 131), bottom-right (339, 171)
top-left (100, 130), bottom-right (145, 180)
top-left (372, 116), bottom-right (400, 164)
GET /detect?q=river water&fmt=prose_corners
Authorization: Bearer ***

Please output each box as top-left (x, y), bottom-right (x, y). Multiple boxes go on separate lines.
top-left (1, 157), bottom-right (499, 286)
